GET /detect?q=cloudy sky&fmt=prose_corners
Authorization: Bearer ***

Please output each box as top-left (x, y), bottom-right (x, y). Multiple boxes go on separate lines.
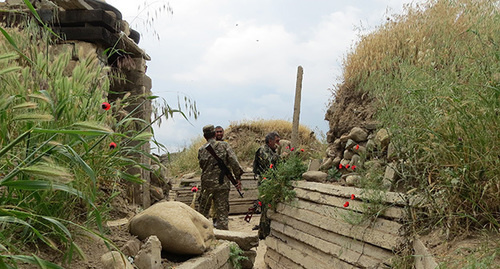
top-left (105, 0), bottom-right (420, 153)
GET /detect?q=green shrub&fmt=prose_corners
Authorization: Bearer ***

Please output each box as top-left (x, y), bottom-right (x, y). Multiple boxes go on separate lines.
top-left (258, 152), bottom-right (307, 209)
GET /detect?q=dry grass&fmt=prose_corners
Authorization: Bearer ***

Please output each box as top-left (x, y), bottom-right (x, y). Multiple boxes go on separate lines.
top-left (167, 119), bottom-right (325, 175)
top-left (336, 0), bottom-right (500, 234)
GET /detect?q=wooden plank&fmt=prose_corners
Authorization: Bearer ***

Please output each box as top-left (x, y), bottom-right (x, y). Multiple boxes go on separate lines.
top-left (269, 230), bottom-right (356, 269)
top-left (265, 248), bottom-right (304, 269)
top-left (294, 188), bottom-right (406, 220)
top-left (273, 202), bottom-right (404, 250)
top-left (291, 198), bottom-right (403, 235)
top-left (265, 235), bottom-right (330, 269)
top-left (294, 181), bottom-right (426, 207)
top-left (270, 214), bottom-right (393, 267)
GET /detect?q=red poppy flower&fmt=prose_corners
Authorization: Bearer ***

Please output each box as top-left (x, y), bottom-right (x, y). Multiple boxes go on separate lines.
top-left (300, 148), bottom-right (304, 152)
top-left (339, 164), bottom-right (343, 169)
top-left (345, 164), bottom-right (350, 169)
top-left (352, 165), bottom-right (356, 170)
top-left (291, 147), bottom-right (295, 151)
top-left (351, 194), bottom-right (355, 200)
top-left (286, 146), bottom-right (289, 149)
top-left (263, 177), bottom-right (267, 180)
top-left (268, 204), bottom-right (272, 208)
top-left (258, 201), bottom-right (262, 206)
top-left (109, 142), bottom-right (117, 149)
top-left (355, 144), bottom-right (359, 150)
top-left (101, 102), bottom-right (111, 111)
top-left (343, 201), bottom-right (349, 207)
top-left (270, 164), bottom-right (273, 169)
top-left (191, 186), bottom-right (198, 192)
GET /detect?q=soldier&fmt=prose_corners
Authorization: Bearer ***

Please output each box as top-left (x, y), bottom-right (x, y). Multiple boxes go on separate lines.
top-left (198, 125), bottom-right (244, 230)
top-left (215, 125), bottom-right (224, 141)
top-left (253, 131), bottom-right (281, 239)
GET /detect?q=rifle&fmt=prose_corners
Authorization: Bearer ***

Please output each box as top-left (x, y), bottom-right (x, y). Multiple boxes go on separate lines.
top-left (244, 200), bottom-right (261, 222)
top-left (204, 143), bottom-right (244, 198)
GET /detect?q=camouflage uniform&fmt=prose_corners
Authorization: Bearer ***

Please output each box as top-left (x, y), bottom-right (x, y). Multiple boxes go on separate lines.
top-left (198, 138), bottom-right (244, 230)
top-left (253, 144), bottom-right (281, 181)
top-left (253, 143), bottom-right (280, 239)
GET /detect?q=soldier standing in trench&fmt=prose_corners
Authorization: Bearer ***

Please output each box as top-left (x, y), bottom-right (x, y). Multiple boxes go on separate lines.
top-left (253, 131), bottom-right (281, 239)
top-left (198, 125), bottom-right (244, 230)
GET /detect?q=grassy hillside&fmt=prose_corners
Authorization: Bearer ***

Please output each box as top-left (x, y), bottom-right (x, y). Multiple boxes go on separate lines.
top-left (167, 119), bottom-right (325, 176)
top-left (333, 0), bottom-right (499, 235)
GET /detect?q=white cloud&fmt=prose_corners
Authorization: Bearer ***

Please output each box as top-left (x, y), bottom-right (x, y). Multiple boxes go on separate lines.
top-left (105, 0), bottom-right (420, 152)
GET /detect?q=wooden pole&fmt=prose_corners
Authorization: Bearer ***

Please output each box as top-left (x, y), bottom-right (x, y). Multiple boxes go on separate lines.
top-left (291, 66), bottom-right (303, 148)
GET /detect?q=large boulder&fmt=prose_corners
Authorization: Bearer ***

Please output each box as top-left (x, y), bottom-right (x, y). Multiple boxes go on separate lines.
top-left (129, 201), bottom-right (215, 255)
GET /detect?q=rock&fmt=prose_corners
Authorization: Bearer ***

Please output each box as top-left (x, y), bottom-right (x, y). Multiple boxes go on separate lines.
top-left (350, 154), bottom-right (361, 167)
top-left (241, 249), bottom-right (257, 269)
top-left (302, 171), bottom-right (328, 182)
top-left (339, 134), bottom-right (350, 145)
top-left (345, 139), bottom-right (356, 150)
top-left (346, 175), bottom-right (361, 186)
top-left (134, 236), bottom-right (162, 269)
top-left (382, 163), bottom-right (398, 190)
top-left (332, 157), bottom-right (341, 168)
top-left (101, 251), bottom-right (134, 269)
top-left (129, 201), bottom-right (215, 255)
top-left (319, 157), bottom-right (333, 171)
top-left (213, 229), bottom-right (259, 251)
top-left (349, 127), bottom-right (368, 142)
top-left (343, 149), bottom-right (354, 160)
top-left (374, 129), bottom-right (390, 150)
top-left (307, 159), bottom-right (321, 171)
top-left (121, 238), bottom-right (141, 257)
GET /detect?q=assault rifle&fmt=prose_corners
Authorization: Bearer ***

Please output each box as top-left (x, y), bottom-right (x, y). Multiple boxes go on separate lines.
top-left (204, 143), bottom-right (244, 198)
top-left (244, 200), bottom-right (261, 222)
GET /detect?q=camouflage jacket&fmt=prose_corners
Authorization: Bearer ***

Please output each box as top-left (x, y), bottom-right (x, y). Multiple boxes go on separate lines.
top-left (253, 144), bottom-right (280, 177)
top-left (198, 138), bottom-right (244, 190)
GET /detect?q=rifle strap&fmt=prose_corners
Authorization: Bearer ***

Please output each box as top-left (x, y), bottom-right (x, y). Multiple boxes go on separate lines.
top-left (205, 143), bottom-right (225, 185)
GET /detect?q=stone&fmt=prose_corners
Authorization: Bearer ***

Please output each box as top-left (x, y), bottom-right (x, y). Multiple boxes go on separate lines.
top-left (339, 134), bottom-right (350, 144)
top-left (345, 175), bottom-right (361, 186)
top-left (101, 251), bottom-right (134, 269)
top-left (349, 127), bottom-right (368, 142)
top-left (213, 229), bottom-right (258, 251)
top-left (307, 159), bottom-right (321, 171)
top-left (374, 129), bottom-right (390, 150)
top-left (345, 139), bottom-right (356, 150)
top-left (350, 154), bottom-right (361, 167)
top-left (129, 201), bottom-right (215, 255)
top-left (343, 149), bottom-right (354, 160)
top-left (120, 238), bottom-right (141, 257)
top-left (175, 241), bottom-right (236, 269)
top-left (302, 171), bottom-right (328, 182)
top-left (319, 157), bottom-right (333, 171)
top-left (134, 236), bottom-right (162, 269)
top-left (241, 249), bottom-right (257, 269)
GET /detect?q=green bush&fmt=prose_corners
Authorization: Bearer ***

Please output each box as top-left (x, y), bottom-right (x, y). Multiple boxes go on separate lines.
top-left (258, 152), bottom-right (307, 209)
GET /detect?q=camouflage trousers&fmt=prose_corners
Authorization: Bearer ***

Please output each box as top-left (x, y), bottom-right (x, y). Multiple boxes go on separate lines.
top-left (258, 206), bottom-right (271, 239)
top-left (198, 188), bottom-right (230, 230)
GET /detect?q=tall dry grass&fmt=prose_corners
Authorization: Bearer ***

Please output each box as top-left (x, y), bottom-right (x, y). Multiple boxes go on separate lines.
top-left (167, 119), bottom-right (325, 175)
top-left (341, 0), bottom-right (500, 233)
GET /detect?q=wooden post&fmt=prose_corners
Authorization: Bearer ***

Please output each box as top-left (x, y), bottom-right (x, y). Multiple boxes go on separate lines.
top-left (291, 66), bottom-right (303, 148)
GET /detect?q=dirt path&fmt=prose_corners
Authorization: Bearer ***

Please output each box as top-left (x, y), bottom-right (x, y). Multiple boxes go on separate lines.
top-left (228, 215), bottom-right (267, 269)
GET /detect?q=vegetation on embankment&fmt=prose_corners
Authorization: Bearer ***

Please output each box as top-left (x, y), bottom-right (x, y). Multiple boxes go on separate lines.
top-left (336, 0), bottom-right (499, 235)
top-left (0, 18), bottom-right (166, 267)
